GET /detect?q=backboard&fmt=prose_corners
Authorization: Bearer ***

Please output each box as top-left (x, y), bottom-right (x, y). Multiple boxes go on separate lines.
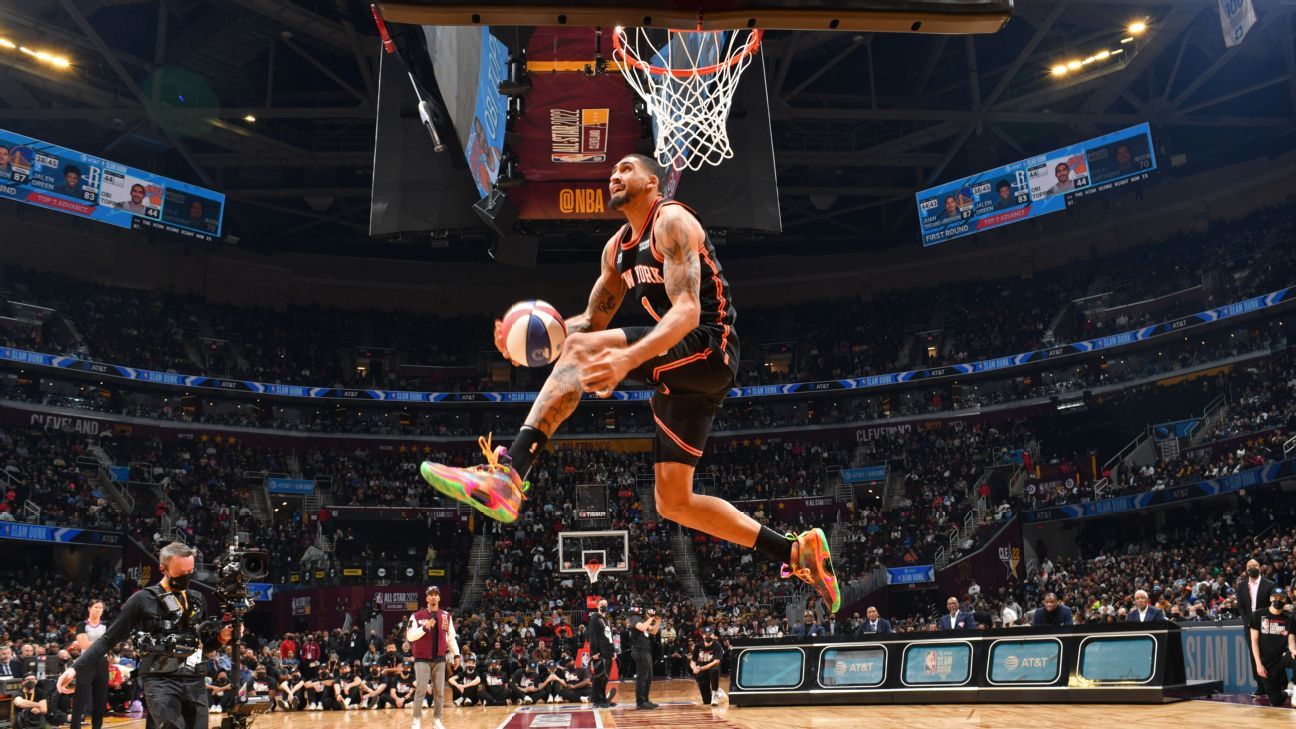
top-left (558, 529), bottom-right (629, 580)
top-left (376, 1), bottom-right (1014, 35)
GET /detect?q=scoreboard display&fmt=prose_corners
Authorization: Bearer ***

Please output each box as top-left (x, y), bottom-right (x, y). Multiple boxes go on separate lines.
top-left (0, 129), bottom-right (225, 242)
top-left (916, 123), bottom-right (1156, 246)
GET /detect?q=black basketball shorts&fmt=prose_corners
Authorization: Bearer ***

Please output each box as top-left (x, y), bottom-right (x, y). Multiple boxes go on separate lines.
top-left (622, 326), bottom-right (736, 466)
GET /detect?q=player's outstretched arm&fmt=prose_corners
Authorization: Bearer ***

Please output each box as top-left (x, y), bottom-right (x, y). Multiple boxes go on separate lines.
top-left (565, 237), bottom-right (627, 335)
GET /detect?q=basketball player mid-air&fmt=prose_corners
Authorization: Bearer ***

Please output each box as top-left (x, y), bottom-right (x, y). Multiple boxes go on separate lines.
top-left (420, 154), bottom-right (839, 612)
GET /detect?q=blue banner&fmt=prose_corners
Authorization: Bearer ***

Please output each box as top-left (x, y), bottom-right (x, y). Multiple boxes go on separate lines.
top-left (820, 648), bottom-right (886, 687)
top-left (247, 583), bottom-right (275, 602)
top-left (1078, 636), bottom-right (1155, 682)
top-left (267, 478), bottom-right (314, 495)
top-left (464, 27), bottom-right (508, 196)
top-left (988, 640), bottom-right (1061, 683)
top-left (842, 465), bottom-right (888, 483)
top-left (1025, 457), bottom-right (1296, 522)
top-left (108, 465), bottom-right (130, 483)
top-left (0, 128), bottom-right (224, 242)
top-left (902, 643), bottom-right (972, 685)
top-left (886, 565), bottom-right (935, 585)
top-left (917, 123), bottom-right (1156, 246)
top-left (1180, 622), bottom-right (1256, 693)
top-left (0, 285), bottom-right (1290, 404)
top-left (0, 521), bottom-right (122, 546)
top-left (1152, 418), bottom-right (1201, 442)
top-left (736, 649), bottom-right (804, 689)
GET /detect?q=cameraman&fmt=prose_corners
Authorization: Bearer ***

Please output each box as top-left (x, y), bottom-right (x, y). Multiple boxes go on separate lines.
top-left (14, 674), bottom-right (47, 729)
top-left (632, 607), bottom-right (660, 710)
top-left (57, 543), bottom-right (234, 729)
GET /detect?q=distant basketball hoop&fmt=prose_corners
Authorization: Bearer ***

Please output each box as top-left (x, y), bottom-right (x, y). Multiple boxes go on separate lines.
top-left (583, 561), bottom-right (604, 584)
top-left (613, 26), bottom-right (763, 171)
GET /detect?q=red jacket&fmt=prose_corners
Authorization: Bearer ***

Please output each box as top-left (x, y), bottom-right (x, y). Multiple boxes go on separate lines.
top-left (411, 609), bottom-right (457, 661)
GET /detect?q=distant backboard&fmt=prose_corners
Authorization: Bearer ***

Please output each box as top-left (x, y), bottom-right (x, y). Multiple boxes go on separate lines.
top-left (375, 1), bottom-right (1014, 34)
top-left (558, 530), bottom-right (630, 575)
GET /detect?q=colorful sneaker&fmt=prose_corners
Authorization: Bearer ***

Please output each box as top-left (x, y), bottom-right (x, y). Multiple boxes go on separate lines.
top-left (420, 434), bottom-right (529, 523)
top-left (780, 527), bottom-right (841, 613)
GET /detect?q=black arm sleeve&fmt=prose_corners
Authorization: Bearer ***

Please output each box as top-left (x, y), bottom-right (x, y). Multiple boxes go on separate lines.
top-left (73, 591), bottom-right (149, 673)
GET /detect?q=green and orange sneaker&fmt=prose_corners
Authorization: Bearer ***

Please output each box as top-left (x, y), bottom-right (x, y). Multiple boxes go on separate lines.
top-left (780, 527), bottom-right (841, 613)
top-left (419, 434), bottom-right (529, 523)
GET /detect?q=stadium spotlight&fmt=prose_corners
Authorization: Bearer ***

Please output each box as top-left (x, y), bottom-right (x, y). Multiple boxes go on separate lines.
top-left (1051, 65), bottom-right (1068, 76)
top-left (1095, 50), bottom-right (1111, 60)
top-left (0, 39), bottom-right (14, 49)
top-left (16, 45), bottom-right (70, 69)
top-left (243, 114), bottom-right (257, 122)
top-left (1066, 60), bottom-right (1082, 70)
top-left (1128, 21), bottom-right (1147, 35)
top-left (1120, 37), bottom-right (1135, 44)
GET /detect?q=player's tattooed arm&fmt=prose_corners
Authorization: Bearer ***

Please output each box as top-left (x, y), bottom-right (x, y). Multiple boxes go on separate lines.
top-left (620, 206), bottom-right (701, 368)
top-left (566, 236), bottom-right (626, 334)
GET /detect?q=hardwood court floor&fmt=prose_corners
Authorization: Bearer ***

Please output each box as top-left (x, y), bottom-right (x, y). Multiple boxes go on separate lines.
top-left (178, 679), bottom-right (1294, 729)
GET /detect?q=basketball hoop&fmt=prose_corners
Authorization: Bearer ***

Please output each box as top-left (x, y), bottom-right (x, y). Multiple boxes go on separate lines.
top-left (583, 562), bottom-right (604, 584)
top-left (613, 26), bottom-right (763, 171)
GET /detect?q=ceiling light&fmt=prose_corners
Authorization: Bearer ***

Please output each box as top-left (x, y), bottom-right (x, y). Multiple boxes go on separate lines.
top-left (1128, 21), bottom-right (1147, 34)
top-left (1066, 60), bottom-right (1082, 70)
top-left (1120, 36), bottom-right (1134, 44)
top-left (1095, 50), bottom-right (1111, 60)
top-left (1051, 65), bottom-right (1068, 76)
top-left (0, 39), bottom-right (14, 49)
top-left (18, 46), bottom-right (34, 57)
top-left (242, 114), bottom-right (257, 122)
top-left (1111, 48), bottom-right (1124, 55)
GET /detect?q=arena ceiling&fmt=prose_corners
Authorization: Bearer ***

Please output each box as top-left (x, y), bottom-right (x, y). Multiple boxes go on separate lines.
top-left (0, 0), bottom-right (1293, 260)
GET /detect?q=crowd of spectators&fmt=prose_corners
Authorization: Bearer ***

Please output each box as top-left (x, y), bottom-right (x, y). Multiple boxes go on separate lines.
top-left (893, 492), bottom-right (1296, 633)
top-left (3, 201), bottom-right (1293, 395)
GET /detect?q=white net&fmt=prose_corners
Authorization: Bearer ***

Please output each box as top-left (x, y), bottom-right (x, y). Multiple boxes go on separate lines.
top-left (613, 27), bottom-right (763, 172)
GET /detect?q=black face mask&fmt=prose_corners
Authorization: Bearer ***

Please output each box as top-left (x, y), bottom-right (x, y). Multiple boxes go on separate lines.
top-left (167, 572), bottom-right (192, 591)
top-left (1273, 599), bottom-right (1286, 609)
top-left (1248, 568), bottom-right (1261, 578)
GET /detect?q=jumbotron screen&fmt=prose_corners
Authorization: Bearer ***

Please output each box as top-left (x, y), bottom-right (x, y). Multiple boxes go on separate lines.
top-left (0, 129), bottom-right (225, 243)
top-left (916, 122), bottom-right (1156, 246)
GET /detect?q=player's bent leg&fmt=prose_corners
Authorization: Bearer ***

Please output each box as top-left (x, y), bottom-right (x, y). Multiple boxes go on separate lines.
top-left (521, 329), bottom-right (629, 436)
top-left (655, 463), bottom-right (840, 613)
top-left (419, 328), bottom-right (629, 523)
top-left (654, 462), bottom-right (762, 546)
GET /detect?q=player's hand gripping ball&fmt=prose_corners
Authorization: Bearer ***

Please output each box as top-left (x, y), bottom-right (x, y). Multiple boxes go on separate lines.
top-left (498, 300), bottom-right (566, 367)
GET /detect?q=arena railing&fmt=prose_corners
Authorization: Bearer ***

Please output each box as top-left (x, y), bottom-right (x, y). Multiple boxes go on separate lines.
top-left (1, 286), bottom-right (1290, 407)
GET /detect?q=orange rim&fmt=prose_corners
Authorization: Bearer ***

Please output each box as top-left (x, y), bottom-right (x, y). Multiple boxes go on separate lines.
top-left (613, 27), bottom-right (763, 78)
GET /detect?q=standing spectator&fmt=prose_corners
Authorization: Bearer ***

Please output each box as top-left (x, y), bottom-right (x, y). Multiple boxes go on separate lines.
top-left (1248, 587), bottom-right (1296, 707)
top-left (1237, 557), bottom-right (1277, 697)
top-left (631, 608), bottom-right (660, 711)
top-left (407, 586), bottom-right (459, 729)
top-left (587, 599), bottom-right (617, 708)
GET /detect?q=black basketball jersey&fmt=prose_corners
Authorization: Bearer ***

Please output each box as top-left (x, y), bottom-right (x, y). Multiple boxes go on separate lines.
top-left (612, 198), bottom-right (738, 366)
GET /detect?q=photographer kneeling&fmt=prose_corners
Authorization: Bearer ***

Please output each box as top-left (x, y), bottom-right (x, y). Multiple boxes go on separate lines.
top-left (14, 674), bottom-right (47, 729)
top-left (57, 543), bottom-right (234, 729)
